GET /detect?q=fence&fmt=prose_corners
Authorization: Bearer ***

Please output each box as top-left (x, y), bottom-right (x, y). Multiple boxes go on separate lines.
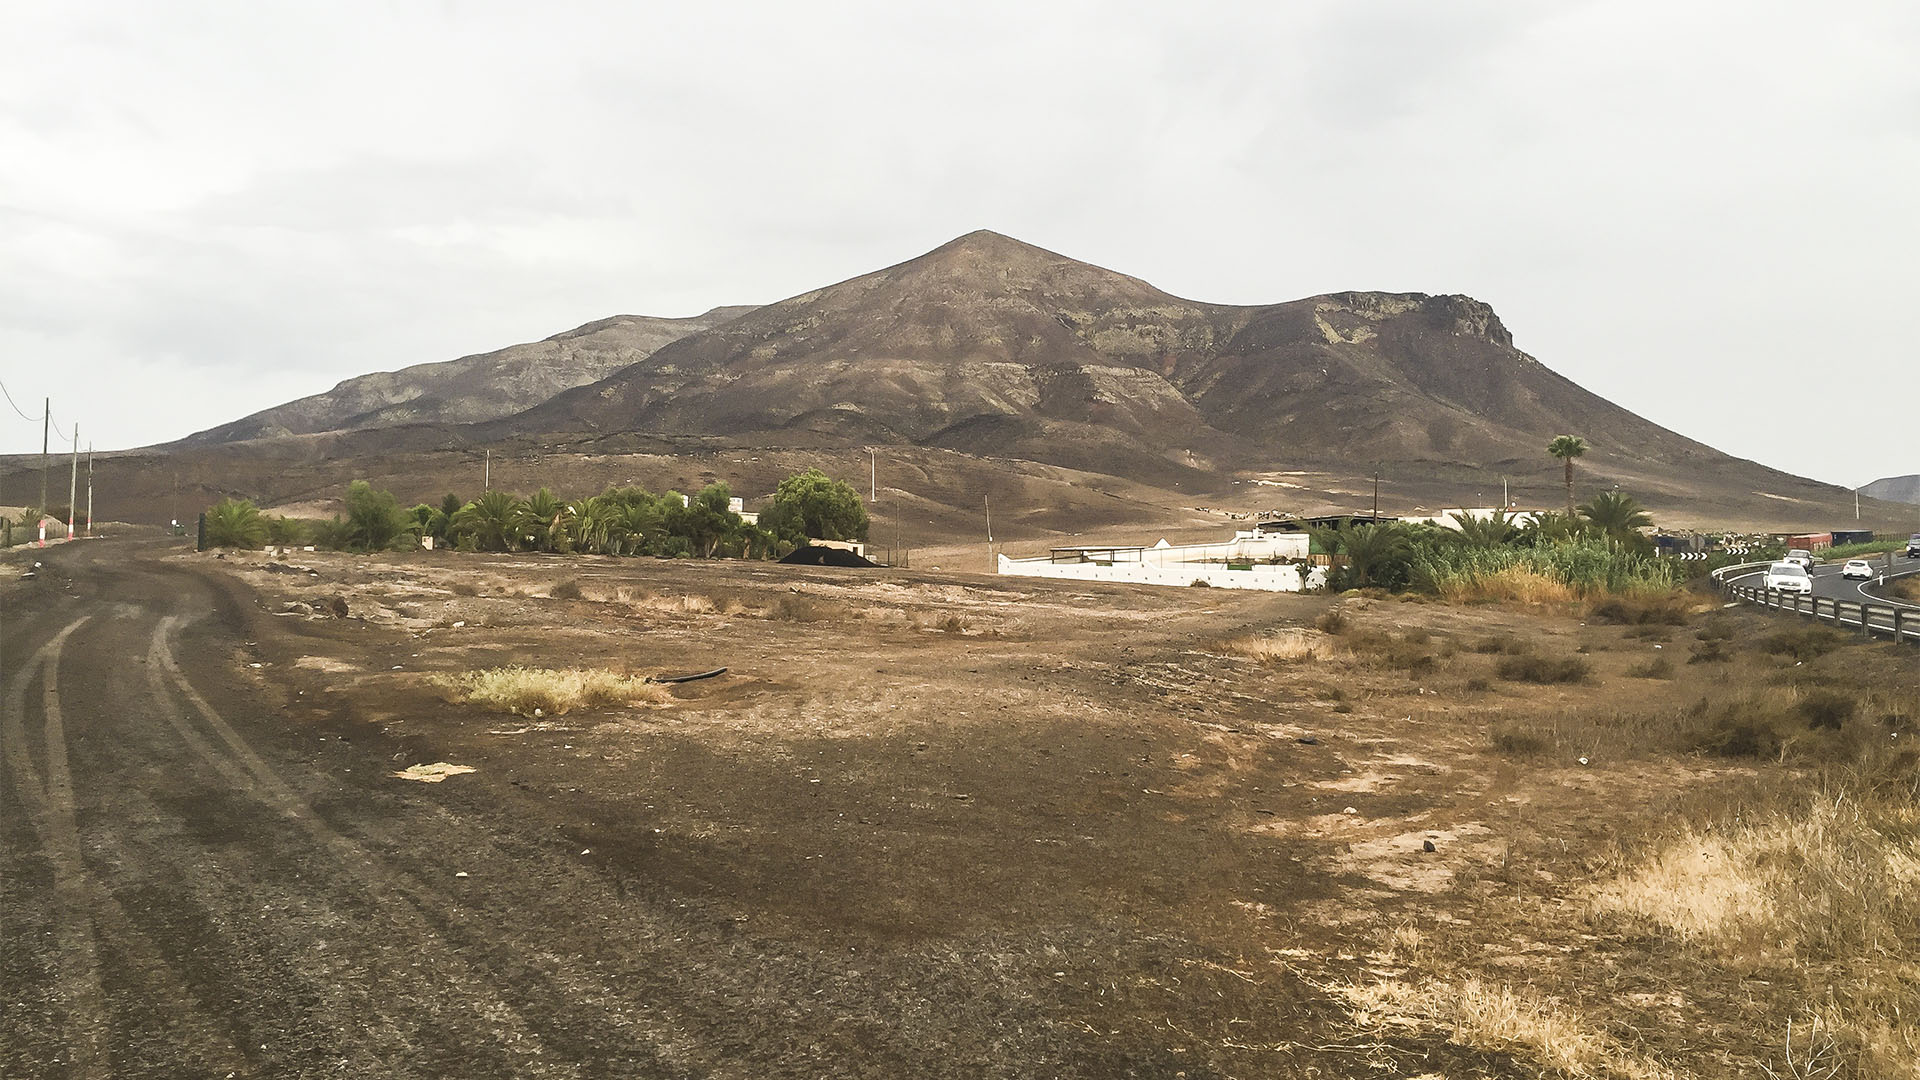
top-left (1712, 562), bottom-right (1920, 644)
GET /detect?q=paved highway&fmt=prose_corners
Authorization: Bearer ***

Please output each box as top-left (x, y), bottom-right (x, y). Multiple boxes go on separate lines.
top-left (1723, 556), bottom-right (1920, 610)
top-left (1722, 555), bottom-right (1920, 641)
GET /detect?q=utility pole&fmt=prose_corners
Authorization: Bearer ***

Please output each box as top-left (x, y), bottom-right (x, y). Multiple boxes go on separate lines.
top-left (67, 424), bottom-right (79, 541)
top-left (484, 449), bottom-right (491, 491)
top-left (1854, 488), bottom-right (1860, 521)
top-left (984, 492), bottom-right (993, 572)
top-left (870, 449), bottom-right (876, 504)
top-left (1371, 470), bottom-right (1380, 522)
top-left (86, 444), bottom-right (93, 537)
top-left (40, 397), bottom-right (49, 513)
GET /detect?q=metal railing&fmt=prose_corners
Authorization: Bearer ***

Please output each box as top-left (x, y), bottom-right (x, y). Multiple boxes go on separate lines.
top-left (1713, 565), bottom-right (1919, 644)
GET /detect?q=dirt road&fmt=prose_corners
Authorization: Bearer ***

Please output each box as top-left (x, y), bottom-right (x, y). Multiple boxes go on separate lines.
top-left (14, 536), bottom-right (1817, 1078)
top-left (2, 539), bottom-right (1355, 1078)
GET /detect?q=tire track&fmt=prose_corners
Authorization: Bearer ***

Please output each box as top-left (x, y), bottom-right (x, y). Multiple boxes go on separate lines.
top-left (143, 614), bottom-right (597, 1077)
top-left (2, 616), bottom-right (111, 1079)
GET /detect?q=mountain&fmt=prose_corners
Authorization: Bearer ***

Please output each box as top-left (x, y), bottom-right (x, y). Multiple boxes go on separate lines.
top-left (502, 231), bottom-right (1812, 497)
top-left (1861, 474), bottom-right (1920, 505)
top-left (183, 306), bottom-right (755, 444)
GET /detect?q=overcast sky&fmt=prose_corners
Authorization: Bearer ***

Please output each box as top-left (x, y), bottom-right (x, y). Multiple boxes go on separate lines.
top-left (2, 1), bottom-right (1915, 488)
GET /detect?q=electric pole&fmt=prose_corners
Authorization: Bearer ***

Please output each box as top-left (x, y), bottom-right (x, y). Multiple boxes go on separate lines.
top-left (67, 423), bottom-right (79, 541)
top-left (1371, 470), bottom-right (1380, 522)
top-left (870, 449), bottom-right (876, 504)
top-left (86, 444), bottom-right (93, 537)
top-left (484, 449), bottom-right (491, 491)
top-left (40, 397), bottom-right (49, 513)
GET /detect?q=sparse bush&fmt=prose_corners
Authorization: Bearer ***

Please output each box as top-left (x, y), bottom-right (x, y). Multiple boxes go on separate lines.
top-left (1797, 690), bottom-right (1857, 731)
top-left (1495, 654), bottom-right (1591, 684)
top-left (1761, 626), bottom-right (1844, 662)
top-left (1470, 635), bottom-right (1530, 655)
top-left (1315, 608), bottom-right (1350, 635)
top-left (436, 666), bottom-right (668, 715)
top-left (1465, 676), bottom-right (1492, 692)
top-left (1488, 720), bottom-right (1549, 756)
top-left (1588, 592), bottom-right (1694, 626)
top-left (772, 594), bottom-right (833, 622)
top-left (549, 579), bottom-right (584, 600)
top-left (1626, 657), bottom-right (1674, 679)
top-left (1222, 629), bottom-right (1340, 663)
top-left (1688, 639), bottom-right (1731, 664)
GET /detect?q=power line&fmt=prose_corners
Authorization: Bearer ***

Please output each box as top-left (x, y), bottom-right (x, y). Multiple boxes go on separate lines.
top-left (0, 379), bottom-right (43, 424)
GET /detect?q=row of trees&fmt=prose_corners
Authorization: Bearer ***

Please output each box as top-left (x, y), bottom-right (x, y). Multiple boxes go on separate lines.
top-left (202, 469), bottom-right (870, 559)
top-left (1311, 490), bottom-right (1660, 592)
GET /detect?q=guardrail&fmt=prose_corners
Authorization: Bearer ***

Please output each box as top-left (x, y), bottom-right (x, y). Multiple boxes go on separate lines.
top-left (1713, 565), bottom-right (1919, 644)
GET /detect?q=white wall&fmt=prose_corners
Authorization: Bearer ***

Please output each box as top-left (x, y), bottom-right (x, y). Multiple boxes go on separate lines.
top-left (998, 555), bottom-right (1326, 592)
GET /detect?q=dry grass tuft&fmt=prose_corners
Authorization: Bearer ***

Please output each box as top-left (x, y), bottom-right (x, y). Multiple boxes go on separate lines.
top-left (437, 666), bottom-right (669, 715)
top-left (1436, 567), bottom-right (1579, 607)
top-left (1593, 791), bottom-right (1920, 1075)
top-left (1338, 976), bottom-right (1683, 1079)
top-left (1220, 629), bottom-right (1341, 663)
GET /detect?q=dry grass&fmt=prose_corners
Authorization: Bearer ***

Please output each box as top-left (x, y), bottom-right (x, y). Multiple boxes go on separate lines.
top-left (1337, 976), bottom-right (1684, 1079)
top-left (1496, 653), bottom-right (1592, 684)
top-left (436, 666), bottom-right (670, 715)
top-left (1219, 628), bottom-right (1341, 663)
top-left (1435, 566), bottom-right (1579, 607)
top-left (1594, 790), bottom-right (1920, 1077)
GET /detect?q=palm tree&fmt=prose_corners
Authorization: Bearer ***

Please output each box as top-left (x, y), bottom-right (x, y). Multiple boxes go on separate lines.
top-left (1579, 490), bottom-right (1653, 542)
top-left (451, 490), bottom-right (527, 552)
top-left (524, 488), bottom-right (565, 552)
top-left (1449, 508), bottom-right (1517, 548)
top-left (1547, 435), bottom-right (1589, 513)
top-left (1335, 522), bottom-right (1413, 590)
top-left (203, 498), bottom-right (268, 549)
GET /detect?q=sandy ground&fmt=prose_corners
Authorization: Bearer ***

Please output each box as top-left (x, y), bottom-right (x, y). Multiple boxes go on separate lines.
top-left (5, 533), bottom-right (1911, 1078)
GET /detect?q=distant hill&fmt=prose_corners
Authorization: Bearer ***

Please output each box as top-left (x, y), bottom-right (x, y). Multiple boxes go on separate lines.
top-left (502, 231), bottom-right (1834, 502)
top-left (181, 306), bottom-right (755, 444)
top-left (1861, 474), bottom-right (1920, 505)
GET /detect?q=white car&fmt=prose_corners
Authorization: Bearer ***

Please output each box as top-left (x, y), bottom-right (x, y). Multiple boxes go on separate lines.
top-left (1763, 562), bottom-right (1813, 593)
top-left (1783, 548), bottom-right (1816, 572)
top-left (1841, 559), bottom-right (1874, 580)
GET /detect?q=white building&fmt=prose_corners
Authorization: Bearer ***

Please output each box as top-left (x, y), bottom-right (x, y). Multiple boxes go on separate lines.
top-left (998, 530), bottom-right (1324, 592)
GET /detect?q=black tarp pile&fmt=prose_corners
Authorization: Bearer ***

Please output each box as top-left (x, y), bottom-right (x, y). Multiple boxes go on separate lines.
top-left (778, 545), bottom-right (879, 568)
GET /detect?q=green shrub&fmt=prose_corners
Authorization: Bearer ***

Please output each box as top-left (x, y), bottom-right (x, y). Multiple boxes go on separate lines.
top-left (203, 498), bottom-right (268, 549)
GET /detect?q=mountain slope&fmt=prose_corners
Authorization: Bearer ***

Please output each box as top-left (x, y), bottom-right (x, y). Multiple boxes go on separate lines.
top-left (183, 306), bottom-right (755, 444)
top-left (1861, 474), bottom-right (1920, 505)
top-left (505, 231), bottom-right (1801, 498)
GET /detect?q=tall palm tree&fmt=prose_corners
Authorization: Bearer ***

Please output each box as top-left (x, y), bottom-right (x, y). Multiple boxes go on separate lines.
top-left (524, 488), bottom-right (565, 552)
top-left (1547, 435), bottom-right (1589, 513)
top-left (1578, 490), bottom-right (1653, 541)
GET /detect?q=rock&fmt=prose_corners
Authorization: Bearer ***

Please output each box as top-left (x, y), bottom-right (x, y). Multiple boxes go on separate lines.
top-left (1296, 735), bottom-right (1318, 745)
top-left (1423, 840), bottom-right (1436, 853)
top-left (279, 601), bottom-right (315, 617)
top-left (324, 595), bottom-right (349, 617)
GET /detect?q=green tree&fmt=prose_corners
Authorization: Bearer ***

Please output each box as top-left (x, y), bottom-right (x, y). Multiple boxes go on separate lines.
top-left (343, 480), bottom-right (415, 552)
top-left (524, 488), bottom-right (565, 552)
top-left (204, 498), bottom-right (269, 549)
top-left (761, 468), bottom-right (868, 544)
top-left (664, 483), bottom-right (748, 557)
top-left (1579, 490), bottom-right (1654, 545)
top-left (1547, 435), bottom-right (1589, 514)
top-left (1448, 509), bottom-right (1517, 548)
top-left (451, 490), bottom-right (527, 552)
top-left (1326, 522), bottom-right (1415, 590)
